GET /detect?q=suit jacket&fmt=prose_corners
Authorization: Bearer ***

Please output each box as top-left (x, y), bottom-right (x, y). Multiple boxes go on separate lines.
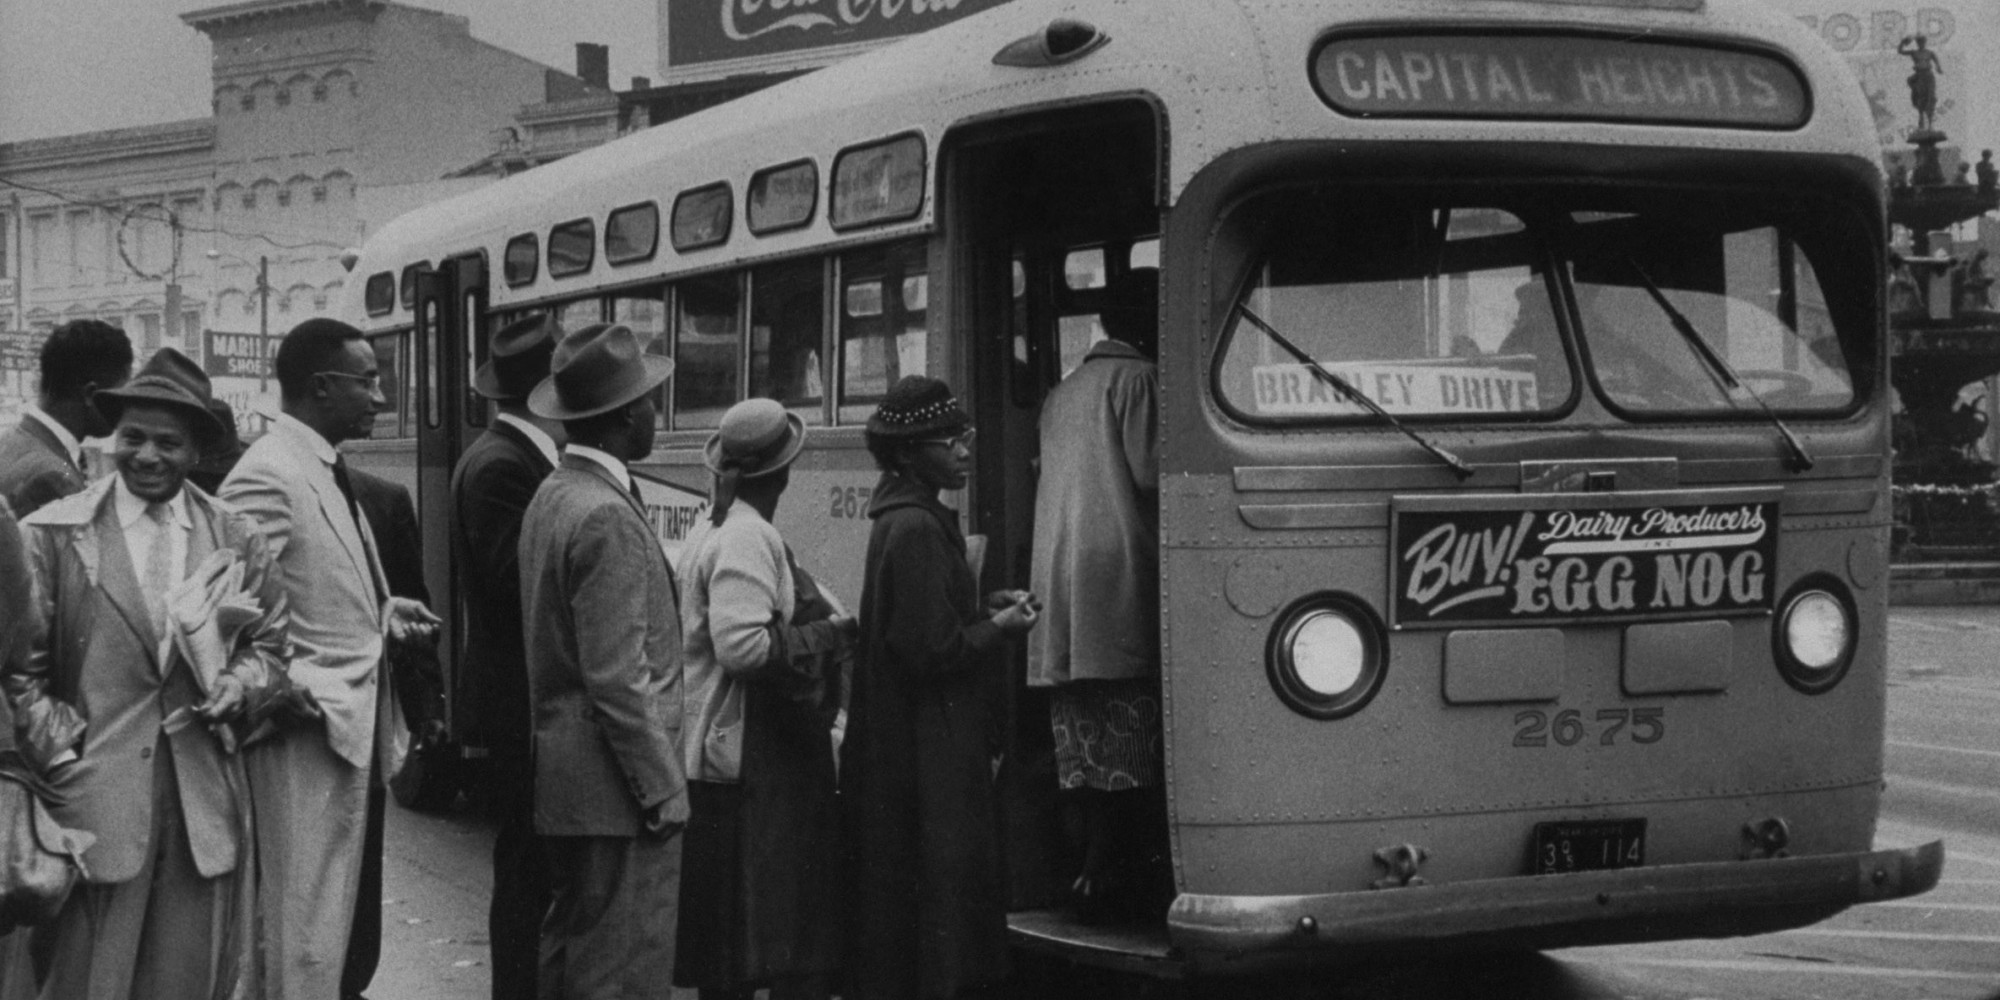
top-left (0, 418), bottom-right (87, 519)
top-left (519, 454), bottom-right (686, 836)
top-left (347, 467), bottom-right (430, 605)
top-left (8, 478), bottom-right (290, 883)
top-left (450, 421), bottom-right (554, 752)
top-left (221, 416), bottom-right (405, 773)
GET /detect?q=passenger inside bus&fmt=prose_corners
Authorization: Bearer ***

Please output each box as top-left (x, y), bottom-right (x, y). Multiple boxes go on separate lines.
top-left (1028, 268), bottom-right (1173, 924)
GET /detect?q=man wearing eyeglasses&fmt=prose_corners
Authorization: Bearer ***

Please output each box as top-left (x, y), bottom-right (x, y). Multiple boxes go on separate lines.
top-left (222, 318), bottom-right (440, 1000)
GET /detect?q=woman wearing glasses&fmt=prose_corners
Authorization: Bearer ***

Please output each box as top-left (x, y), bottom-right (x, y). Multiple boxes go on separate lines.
top-left (842, 376), bottom-right (1039, 1000)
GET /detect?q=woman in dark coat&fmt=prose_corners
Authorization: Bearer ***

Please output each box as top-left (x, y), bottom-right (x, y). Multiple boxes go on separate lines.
top-left (842, 376), bottom-right (1040, 1000)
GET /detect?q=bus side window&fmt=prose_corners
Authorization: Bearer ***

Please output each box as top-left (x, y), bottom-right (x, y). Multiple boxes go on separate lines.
top-left (611, 291), bottom-right (670, 426)
top-left (368, 331), bottom-right (408, 438)
top-left (676, 271), bottom-right (745, 430)
top-left (838, 240), bottom-right (927, 424)
top-left (750, 258), bottom-right (827, 424)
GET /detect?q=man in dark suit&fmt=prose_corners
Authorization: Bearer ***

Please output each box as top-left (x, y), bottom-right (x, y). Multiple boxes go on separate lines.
top-left (0, 319), bottom-right (133, 517)
top-left (518, 323), bottom-right (683, 1000)
top-left (449, 313), bottom-right (562, 1000)
top-left (340, 463), bottom-right (434, 999)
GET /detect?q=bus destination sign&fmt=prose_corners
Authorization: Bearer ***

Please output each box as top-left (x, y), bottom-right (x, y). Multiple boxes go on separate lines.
top-left (1390, 491), bottom-right (1780, 629)
top-left (1313, 35), bottom-right (1808, 129)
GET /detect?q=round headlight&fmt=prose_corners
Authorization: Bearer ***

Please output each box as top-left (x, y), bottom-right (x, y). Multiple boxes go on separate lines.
top-left (1774, 578), bottom-right (1857, 695)
top-left (1267, 595), bottom-right (1387, 719)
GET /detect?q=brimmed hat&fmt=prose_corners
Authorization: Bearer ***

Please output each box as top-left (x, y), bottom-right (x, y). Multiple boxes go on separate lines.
top-left (703, 398), bottom-right (807, 524)
top-left (474, 313), bottom-right (560, 401)
top-left (193, 397), bottom-right (246, 473)
top-left (93, 347), bottom-right (228, 446)
top-left (865, 375), bottom-right (969, 439)
top-left (527, 323), bottom-right (674, 421)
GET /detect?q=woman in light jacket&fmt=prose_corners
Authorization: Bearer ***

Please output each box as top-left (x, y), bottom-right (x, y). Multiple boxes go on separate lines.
top-left (676, 397), bottom-right (857, 1000)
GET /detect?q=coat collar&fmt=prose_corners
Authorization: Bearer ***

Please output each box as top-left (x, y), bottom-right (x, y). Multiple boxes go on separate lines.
top-left (32, 478), bottom-right (223, 666)
top-left (866, 470), bottom-right (944, 519)
top-left (18, 409), bottom-right (82, 471)
top-left (494, 413), bottom-right (559, 471)
top-left (1082, 339), bottom-right (1147, 364)
top-left (559, 452), bottom-right (648, 523)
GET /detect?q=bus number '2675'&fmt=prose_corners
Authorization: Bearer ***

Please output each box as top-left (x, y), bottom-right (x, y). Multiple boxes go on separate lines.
top-left (1514, 707), bottom-right (1663, 747)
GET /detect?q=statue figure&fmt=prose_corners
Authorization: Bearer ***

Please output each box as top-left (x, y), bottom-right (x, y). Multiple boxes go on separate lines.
top-left (1978, 150), bottom-right (1997, 194)
top-left (1898, 35), bottom-right (1944, 132)
top-left (1956, 162), bottom-right (1973, 185)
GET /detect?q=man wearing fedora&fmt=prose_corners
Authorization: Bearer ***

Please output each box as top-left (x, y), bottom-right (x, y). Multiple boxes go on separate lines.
top-left (9, 347), bottom-right (290, 998)
top-left (450, 313), bottom-right (564, 1000)
top-left (0, 319), bottom-right (133, 519)
top-left (518, 323), bottom-right (685, 999)
top-left (222, 318), bottom-right (439, 1000)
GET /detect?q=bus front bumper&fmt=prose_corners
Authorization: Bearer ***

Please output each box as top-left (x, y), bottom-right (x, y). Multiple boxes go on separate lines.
top-left (1167, 840), bottom-right (1943, 972)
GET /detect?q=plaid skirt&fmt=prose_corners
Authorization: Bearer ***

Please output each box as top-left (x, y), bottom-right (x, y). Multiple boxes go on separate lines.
top-left (1049, 679), bottom-right (1163, 791)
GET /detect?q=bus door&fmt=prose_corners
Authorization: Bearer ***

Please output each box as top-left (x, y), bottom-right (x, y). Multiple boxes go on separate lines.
top-left (942, 99), bottom-right (1163, 911)
top-left (412, 252), bottom-right (489, 795)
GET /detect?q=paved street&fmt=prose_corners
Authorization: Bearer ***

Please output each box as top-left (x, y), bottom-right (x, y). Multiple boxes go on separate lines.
top-left (374, 606), bottom-right (2000, 999)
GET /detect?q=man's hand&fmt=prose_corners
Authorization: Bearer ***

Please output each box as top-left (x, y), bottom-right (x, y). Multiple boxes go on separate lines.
top-left (385, 597), bottom-right (441, 646)
top-left (196, 674), bottom-right (248, 722)
top-left (642, 799), bottom-right (685, 840)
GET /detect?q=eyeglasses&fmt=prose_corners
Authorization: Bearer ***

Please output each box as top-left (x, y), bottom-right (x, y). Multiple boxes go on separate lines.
top-left (915, 429), bottom-right (976, 450)
top-left (316, 370), bottom-right (382, 392)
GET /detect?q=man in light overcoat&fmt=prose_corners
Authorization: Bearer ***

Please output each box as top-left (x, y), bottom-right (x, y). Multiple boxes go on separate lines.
top-left (518, 323), bottom-right (685, 999)
top-left (221, 319), bottom-right (438, 999)
top-left (9, 348), bottom-right (289, 998)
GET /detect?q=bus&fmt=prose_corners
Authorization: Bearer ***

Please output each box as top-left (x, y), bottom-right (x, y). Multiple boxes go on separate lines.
top-left (342, 0), bottom-right (1942, 976)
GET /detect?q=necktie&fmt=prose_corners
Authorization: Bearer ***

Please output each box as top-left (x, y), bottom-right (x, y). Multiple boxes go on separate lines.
top-left (142, 502), bottom-right (174, 632)
top-left (331, 456), bottom-right (388, 605)
top-left (629, 476), bottom-right (644, 505)
top-left (330, 456), bottom-right (363, 527)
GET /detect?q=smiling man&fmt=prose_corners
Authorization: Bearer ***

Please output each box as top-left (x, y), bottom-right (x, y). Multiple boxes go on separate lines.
top-left (9, 347), bottom-right (289, 998)
top-left (222, 318), bottom-right (439, 1000)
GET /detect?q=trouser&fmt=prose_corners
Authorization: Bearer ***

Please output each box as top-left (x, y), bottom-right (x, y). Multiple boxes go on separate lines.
top-left (36, 737), bottom-right (233, 999)
top-left (247, 726), bottom-right (372, 1000)
top-left (490, 745), bottom-right (549, 1000)
top-left (340, 773), bottom-right (386, 998)
top-left (540, 833), bottom-right (682, 1000)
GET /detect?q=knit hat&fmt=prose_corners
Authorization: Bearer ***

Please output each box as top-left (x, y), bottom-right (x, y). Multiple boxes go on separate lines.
top-left (865, 375), bottom-right (969, 439)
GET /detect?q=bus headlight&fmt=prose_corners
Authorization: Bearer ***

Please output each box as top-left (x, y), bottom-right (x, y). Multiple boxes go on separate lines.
top-left (1266, 594), bottom-right (1387, 719)
top-left (1773, 576), bottom-right (1856, 695)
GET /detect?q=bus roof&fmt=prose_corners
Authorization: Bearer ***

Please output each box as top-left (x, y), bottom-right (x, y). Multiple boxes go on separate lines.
top-left (348, 0), bottom-right (1875, 323)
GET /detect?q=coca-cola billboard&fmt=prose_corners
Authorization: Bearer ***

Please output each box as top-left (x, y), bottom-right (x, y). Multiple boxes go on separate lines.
top-left (666, 0), bottom-right (1017, 71)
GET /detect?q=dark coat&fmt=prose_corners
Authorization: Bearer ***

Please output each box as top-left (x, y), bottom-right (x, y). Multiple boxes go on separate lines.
top-left (346, 468), bottom-right (439, 730)
top-left (449, 421), bottom-right (553, 753)
top-left (519, 455), bottom-right (687, 836)
top-left (841, 471), bottom-right (1009, 1000)
top-left (0, 418), bottom-right (87, 519)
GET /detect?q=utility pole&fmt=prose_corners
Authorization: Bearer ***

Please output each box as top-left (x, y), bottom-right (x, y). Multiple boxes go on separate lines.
top-left (257, 255), bottom-right (271, 394)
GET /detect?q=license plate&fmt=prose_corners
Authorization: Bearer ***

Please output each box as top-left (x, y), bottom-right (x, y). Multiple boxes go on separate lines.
top-left (1531, 818), bottom-right (1646, 875)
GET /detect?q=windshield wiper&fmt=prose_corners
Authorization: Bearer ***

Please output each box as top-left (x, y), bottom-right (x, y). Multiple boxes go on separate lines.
top-left (1624, 259), bottom-right (1815, 473)
top-left (1232, 303), bottom-right (1475, 480)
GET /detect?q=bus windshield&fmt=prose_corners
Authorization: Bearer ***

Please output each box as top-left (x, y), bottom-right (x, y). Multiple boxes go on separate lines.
top-left (1215, 188), bottom-right (1866, 422)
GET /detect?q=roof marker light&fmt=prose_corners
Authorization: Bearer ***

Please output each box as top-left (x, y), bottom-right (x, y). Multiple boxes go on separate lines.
top-left (993, 19), bottom-right (1108, 68)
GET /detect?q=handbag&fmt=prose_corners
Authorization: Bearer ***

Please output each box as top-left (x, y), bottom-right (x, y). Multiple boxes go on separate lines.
top-left (0, 766), bottom-right (94, 934)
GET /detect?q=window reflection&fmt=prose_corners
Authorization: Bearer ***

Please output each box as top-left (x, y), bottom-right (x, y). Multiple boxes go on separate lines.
top-left (750, 259), bottom-right (825, 423)
top-left (675, 273), bottom-right (743, 429)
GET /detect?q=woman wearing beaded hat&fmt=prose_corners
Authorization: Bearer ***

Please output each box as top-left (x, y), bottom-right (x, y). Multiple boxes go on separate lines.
top-left (676, 398), bottom-right (857, 1000)
top-left (843, 376), bottom-right (1040, 1000)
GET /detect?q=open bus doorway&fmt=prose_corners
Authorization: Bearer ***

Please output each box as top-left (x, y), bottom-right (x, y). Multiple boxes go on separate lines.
top-left (942, 100), bottom-right (1168, 941)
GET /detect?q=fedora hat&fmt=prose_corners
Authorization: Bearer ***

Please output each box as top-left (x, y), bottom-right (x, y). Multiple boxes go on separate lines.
top-left (474, 313), bottom-right (560, 401)
top-left (528, 323), bottom-right (674, 421)
top-left (93, 347), bottom-right (228, 446)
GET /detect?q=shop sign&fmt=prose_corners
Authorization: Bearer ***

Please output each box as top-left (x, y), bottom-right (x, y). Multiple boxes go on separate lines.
top-left (1, 330), bottom-right (48, 373)
top-left (204, 330), bottom-right (278, 380)
top-left (1390, 490), bottom-right (1780, 628)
